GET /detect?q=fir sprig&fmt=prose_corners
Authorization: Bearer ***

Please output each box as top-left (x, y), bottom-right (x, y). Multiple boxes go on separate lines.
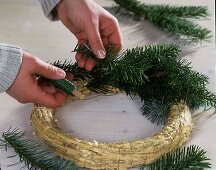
top-left (73, 44), bottom-right (151, 93)
top-left (57, 44), bottom-right (216, 124)
top-left (143, 145), bottom-right (211, 170)
top-left (139, 5), bottom-right (209, 19)
top-left (113, 0), bottom-right (211, 42)
top-left (0, 128), bottom-right (80, 170)
top-left (141, 99), bottom-right (171, 125)
top-left (114, 0), bottom-right (209, 18)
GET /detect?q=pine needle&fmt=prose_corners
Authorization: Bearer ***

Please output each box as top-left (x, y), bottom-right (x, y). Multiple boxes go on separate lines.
top-left (142, 145), bottom-right (211, 170)
top-left (0, 128), bottom-right (80, 170)
top-left (113, 0), bottom-right (211, 42)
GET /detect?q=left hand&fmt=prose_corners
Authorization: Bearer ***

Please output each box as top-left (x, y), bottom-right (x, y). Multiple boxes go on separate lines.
top-left (6, 51), bottom-right (73, 108)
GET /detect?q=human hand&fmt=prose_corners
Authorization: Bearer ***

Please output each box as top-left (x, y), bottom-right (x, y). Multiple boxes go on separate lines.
top-left (56, 0), bottom-right (123, 71)
top-left (6, 51), bottom-right (72, 108)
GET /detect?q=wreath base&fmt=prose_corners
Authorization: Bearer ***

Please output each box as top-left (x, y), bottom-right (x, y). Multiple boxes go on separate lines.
top-left (31, 85), bottom-right (193, 170)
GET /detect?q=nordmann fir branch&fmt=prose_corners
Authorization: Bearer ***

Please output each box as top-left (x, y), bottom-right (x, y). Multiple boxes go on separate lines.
top-left (73, 44), bottom-right (151, 93)
top-left (143, 145), bottom-right (211, 170)
top-left (113, 0), bottom-right (211, 42)
top-left (143, 5), bottom-right (209, 18)
top-left (113, 0), bottom-right (209, 19)
top-left (0, 128), bottom-right (80, 170)
top-left (62, 44), bottom-right (216, 124)
top-left (135, 45), bottom-right (216, 123)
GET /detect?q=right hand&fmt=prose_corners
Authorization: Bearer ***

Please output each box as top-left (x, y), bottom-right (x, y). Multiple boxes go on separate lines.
top-left (56, 0), bottom-right (123, 71)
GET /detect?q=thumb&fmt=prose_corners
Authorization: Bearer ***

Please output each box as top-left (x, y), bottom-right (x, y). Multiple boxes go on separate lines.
top-left (86, 22), bottom-right (106, 59)
top-left (35, 59), bottom-right (66, 80)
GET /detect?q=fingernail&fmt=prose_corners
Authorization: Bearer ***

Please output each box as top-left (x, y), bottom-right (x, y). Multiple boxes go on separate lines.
top-left (96, 50), bottom-right (106, 59)
top-left (57, 69), bottom-right (66, 78)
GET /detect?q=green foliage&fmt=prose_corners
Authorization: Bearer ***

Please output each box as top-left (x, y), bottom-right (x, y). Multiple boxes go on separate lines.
top-left (142, 145), bottom-right (211, 170)
top-left (136, 45), bottom-right (216, 111)
top-left (0, 128), bottom-right (80, 170)
top-left (55, 44), bottom-right (216, 124)
top-left (141, 99), bottom-right (171, 125)
top-left (52, 60), bottom-right (91, 81)
top-left (113, 0), bottom-right (211, 42)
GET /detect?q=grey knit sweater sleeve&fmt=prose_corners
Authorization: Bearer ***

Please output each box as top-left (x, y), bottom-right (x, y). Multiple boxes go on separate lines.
top-left (0, 44), bottom-right (23, 93)
top-left (38, 0), bottom-right (61, 21)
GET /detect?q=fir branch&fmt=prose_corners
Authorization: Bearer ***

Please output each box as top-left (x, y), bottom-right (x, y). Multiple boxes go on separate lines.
top-left (114, 0), bottom-right (208, 19)
top-left (73, 43), bottom-right (118, 61)
top-left (148, 15), bottom-right (211, 42)
top-left (113, 0), bottom-right (211, 42)
top-left (52, 60), bottom-right (91, 82)
top-left (73, 44), bottom-right (151, 90)
top-left (142, 145), bottom-right (211, 170)
top-left (138, 53), bottom-right (216, 110)
top-left (0, 128), bottom-right (80, 170)
top-left (141, 99), bottom-right (170, 125)
top-left (53, 44), bottom-right (216, 124)
top-left (144, 5), bottom-right (209, 18)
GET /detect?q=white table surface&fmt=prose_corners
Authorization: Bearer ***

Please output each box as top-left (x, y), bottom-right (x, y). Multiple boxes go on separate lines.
top-left (0, 0), bottom-right (215, 169)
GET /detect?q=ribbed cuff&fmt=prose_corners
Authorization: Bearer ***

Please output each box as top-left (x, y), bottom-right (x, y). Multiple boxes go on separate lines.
top-left (0, 44), bottom-right (23, 93)
top-left (38, 0), bottom-right (61, 21)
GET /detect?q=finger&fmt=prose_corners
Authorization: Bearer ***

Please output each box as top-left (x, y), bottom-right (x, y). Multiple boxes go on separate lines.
top-left (75, 52), bottom-right (82, 61)
top-left (85, 21), bottom-right (106, 59)
top-left (85, 58), bottom-right (97, 71)
top-left (65, 72), bottom-right (74, 81)
top-left (102, 37), bottom-right (109, 49)
top-left (37, 76), bottom-right (46, 85)
top-left (75, 32), bottom-right (88, 41)
top-left (34, 59), bottom-right (66, 80)
top-left (107, 27), bottom-right (123, 50)
top-left (75, 39), bottom-right (89, 61)
top-left (108, 29), bottom-right (123, 52)
top-left (41, 83), bottom-right (57, 94)
top-left (31, 87), bottom-right (68, 108)
top-left (77, 56), bottom-right (87, 68)
top-left (101, 18), bottom-right (123, 52)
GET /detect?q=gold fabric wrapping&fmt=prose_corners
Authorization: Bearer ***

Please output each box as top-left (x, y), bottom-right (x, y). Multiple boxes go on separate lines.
top-left (30, 84), bottom-right (193, 170)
